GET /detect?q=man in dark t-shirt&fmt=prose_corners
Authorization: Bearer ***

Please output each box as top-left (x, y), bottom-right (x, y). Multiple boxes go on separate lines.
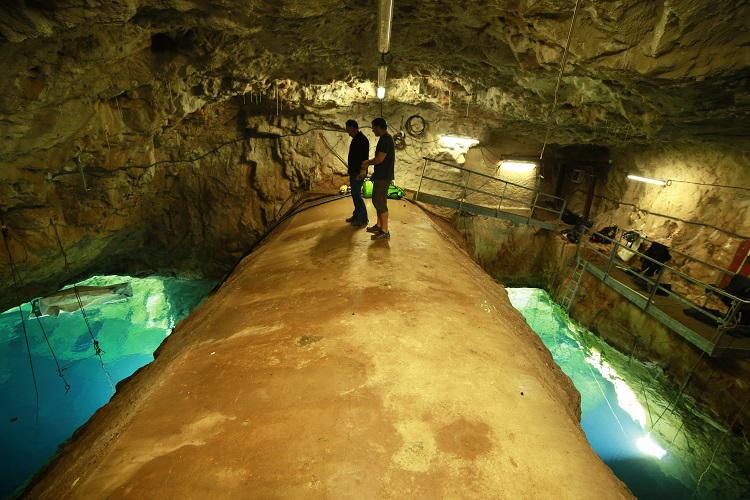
top-left (360, 117), bottom-right (395, 240)
top-left (345, 119), bottom-right (369, 227)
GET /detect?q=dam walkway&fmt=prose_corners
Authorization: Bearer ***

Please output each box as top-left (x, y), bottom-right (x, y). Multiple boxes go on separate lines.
top-left (27, 199), bottom-right (629, 499)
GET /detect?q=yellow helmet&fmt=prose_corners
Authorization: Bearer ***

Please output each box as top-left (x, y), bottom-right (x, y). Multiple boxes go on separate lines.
top-left (339, 184), bottom-right (349, 194)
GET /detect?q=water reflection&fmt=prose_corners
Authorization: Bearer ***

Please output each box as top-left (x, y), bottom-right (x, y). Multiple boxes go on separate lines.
top-left (507, 288), bottom-right (750, 500)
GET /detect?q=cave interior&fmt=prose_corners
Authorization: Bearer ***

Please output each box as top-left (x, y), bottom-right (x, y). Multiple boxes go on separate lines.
top-left (1, 0), bottom-right (750, 498)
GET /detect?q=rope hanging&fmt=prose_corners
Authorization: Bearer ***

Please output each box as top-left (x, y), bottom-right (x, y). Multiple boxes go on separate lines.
top-left (691, 391), bottom-right (750, 498)
top-left (318, 133), bottom-right (348, 168)
top-left (50, 219), bottom-right (114, 391)
top-left (31, 299), bottom-right (71, 392)
top-left (650, 351), bottom-right (706, 429)
top-left (1, 217), bottom-right (40, 424)
top-left (539, 0), bottom-right (583, 160)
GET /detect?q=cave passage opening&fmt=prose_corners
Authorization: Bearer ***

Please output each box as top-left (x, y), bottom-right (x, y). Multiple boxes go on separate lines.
top-left (507, 287), bottom-right (750, 500)
top-left (0, 274), bottom-right (217, 498)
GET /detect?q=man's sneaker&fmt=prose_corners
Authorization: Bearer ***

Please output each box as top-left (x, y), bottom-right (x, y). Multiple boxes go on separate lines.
top-left (371, 231), bottom-right (390, 240)
top-left (366, 225), bottom-right (382, 234)
top-left (345, 216), bottom-right (355, 223)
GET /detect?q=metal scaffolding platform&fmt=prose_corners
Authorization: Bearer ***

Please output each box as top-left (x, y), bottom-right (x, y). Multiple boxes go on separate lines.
top-left (412, 157), bottom-right (566, 231)
top-left (411, 156), bottom-right (749, 357)
top-left (570, 231), bottom-right (750, 357)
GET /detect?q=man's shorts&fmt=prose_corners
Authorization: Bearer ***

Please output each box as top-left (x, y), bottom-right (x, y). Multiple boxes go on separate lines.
top-left (372, 179), bottom-right (390, 215)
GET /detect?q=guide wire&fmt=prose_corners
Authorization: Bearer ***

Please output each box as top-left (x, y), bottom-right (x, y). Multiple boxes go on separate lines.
top-left (46, 127), bottom-right (350, 179)
top-left (539, 0), bottom-right (582, 160)
top-left (32, 303), bottom-right (71, 393)
top-left (1, 217), bottom-right (40, 426)
top-left (584, 354), bottom-right (628, 438)
top-left (50, 219), bottom-right (115, 392)
top-left (318, 133), bottom-right (348, 168)
top-left (571, 188), bottom-right (750, 240)
top-left (651, 351), bottom-right (705, 429)
top-left (666, 178), bottom-right (750, 193)
top-left (691, 391), bottom-right (750, 498)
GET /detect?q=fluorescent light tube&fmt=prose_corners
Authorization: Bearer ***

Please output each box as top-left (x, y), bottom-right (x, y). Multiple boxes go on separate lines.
top-left (439, 135), bottom-right (479, 148)
top-left (627, 175), bottom-right (667, 186)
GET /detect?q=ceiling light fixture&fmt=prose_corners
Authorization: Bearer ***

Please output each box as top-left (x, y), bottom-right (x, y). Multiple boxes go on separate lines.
top-left (627, 174), bottom-right (668, 186)
top-left (376, 64), bottom-right (388, 100)
top-left (439, 135), bottom-right (479, 149)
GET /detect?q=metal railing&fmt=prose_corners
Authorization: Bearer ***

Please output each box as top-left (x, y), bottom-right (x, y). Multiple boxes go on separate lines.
top-left (576, 228), bottom-right (749, 350)
top-left (414, 157), bottom-right (567, 226)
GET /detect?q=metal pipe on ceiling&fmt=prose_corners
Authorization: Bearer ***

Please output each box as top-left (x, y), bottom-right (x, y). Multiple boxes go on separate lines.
top-left (377, 0), bottom-right (394, 54)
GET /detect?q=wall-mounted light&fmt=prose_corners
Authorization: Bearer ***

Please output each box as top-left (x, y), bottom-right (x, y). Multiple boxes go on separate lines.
top-left (439, 135), bottom-right (479, 149)
top-left (499, 160), bottom-right (537, 173)
top-left (627, 174), bottom-right (668, 186)
top-left (376, 87), bottom-right (386, 100)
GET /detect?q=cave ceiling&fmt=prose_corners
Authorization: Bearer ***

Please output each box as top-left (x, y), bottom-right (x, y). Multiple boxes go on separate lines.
top-left (1, 0), bottom-right (749, 162)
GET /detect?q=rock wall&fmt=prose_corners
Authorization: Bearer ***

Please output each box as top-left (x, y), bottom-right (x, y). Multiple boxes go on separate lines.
top-left (558, 141), bottom-right (750, 309)
top-left (0, 69), bottom-right (561, 313)
top-left (3, 0), bottom-right (749, 312)
top-left (556, 142), bottom-right (750, 433)
top-left (0, 96), bottom-right (350, 312)
top-left (452, 216), bottom-right (563, 289)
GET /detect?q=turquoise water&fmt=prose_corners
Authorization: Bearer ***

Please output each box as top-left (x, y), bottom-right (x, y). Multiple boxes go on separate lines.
top-left (0, 275), bottom-right (215, 498)
top-left (507, 288), bottom-right (750, 500)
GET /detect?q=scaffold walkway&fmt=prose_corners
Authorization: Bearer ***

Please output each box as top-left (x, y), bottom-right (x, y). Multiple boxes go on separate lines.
top-left (567, 230), bottom-right (750, 357)
top-left (412, 157), bottom-right (566, 231)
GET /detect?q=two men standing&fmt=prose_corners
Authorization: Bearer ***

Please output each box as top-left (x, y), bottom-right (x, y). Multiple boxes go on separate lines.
top-left (346, 117), bottom-right (395, 241)
top-left (345, 119), bottom-right (370, 227)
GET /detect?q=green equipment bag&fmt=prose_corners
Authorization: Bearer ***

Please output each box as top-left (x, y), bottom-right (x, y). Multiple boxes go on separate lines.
top-left (361, 180), bottom-right (405, 199)
top-left (387, 184), bottom-right (406, 199)
top-left (362, 180), bottom-right (374, 198)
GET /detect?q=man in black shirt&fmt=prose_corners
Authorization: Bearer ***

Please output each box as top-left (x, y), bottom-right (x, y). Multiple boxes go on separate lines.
top-left (360, 117), bottom-right (395, 240)
top-left (345, 119), bottom-right (370, 227)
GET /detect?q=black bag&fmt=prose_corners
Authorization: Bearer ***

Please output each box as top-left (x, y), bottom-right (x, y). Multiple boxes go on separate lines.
top-left (590, 225), bottom-right (618, 243)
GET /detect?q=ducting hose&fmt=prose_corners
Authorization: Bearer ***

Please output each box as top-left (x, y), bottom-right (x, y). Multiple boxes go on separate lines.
top-left (377, 0), bottom-right (394, 54)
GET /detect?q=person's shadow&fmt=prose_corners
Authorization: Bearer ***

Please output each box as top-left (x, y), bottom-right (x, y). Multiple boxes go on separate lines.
top-left (310, 224), bottom-right (358, 264)
top-left (367, 237), bottom-right (390, 264)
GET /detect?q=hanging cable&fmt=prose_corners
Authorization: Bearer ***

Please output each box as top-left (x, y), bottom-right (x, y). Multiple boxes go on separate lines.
top-left (318, 133), bottom-right (348, 168)
top-left (650, 351), bottom-right (705, 429)
top-left (691, 391), bottom-right (750, 498)
top-left (404, 115), bottom-right (426, 138)
top-left (31, 299), bottom-right (71, 393)
top-left (1, 217), bottom-right (40, 425)
top-left (573, 189), bottom-right (750, 240)
top-left (44, 126), bottom-right (350, 181)
top-left (665, 178), bottom-right (750, 193)
top-left (49, 219), bottom-right (114, 391)
top-left (539, 0), bottom-right (582, 161)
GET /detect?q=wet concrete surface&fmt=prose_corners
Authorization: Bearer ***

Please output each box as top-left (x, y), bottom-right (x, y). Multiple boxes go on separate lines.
top-left (28, 199), bottom-right (632, 499)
